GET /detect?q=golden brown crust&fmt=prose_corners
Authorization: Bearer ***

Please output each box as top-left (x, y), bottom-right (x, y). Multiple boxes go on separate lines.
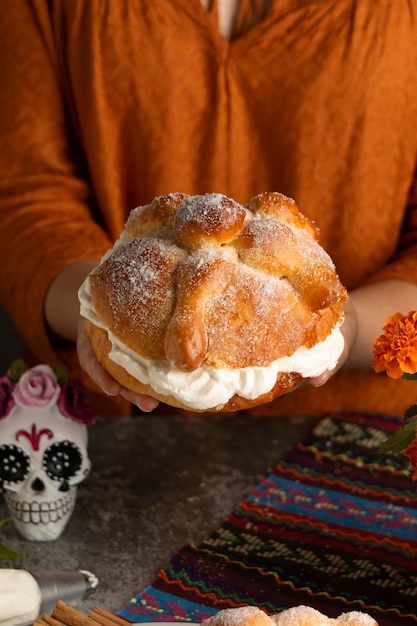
top-left (84, 192), bottom-right (347, 412)
top-left (125, 192), bottom-right (189, 237)
top-left (175, 194), bottom-right (246, 248)
top-left (248, 191), bottom-right (319, 238)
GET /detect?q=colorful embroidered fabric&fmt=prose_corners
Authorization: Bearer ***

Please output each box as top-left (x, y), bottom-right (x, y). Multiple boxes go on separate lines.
top-left (119, 412), bottom-right (417, 626)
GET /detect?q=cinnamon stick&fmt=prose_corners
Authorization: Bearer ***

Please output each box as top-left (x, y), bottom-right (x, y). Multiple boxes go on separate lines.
top-left (52, 600), bottom-right (102, 626)
top-left (36, 601), bottom-right (131, 626)
top-left (35, 614), bottom-right (64, 626)
top-left (89, 606), bottom-right (130, 626)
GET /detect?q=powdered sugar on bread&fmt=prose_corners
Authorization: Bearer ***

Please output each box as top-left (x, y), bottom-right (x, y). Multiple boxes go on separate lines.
top-left (79, 192), bottom-right (347, 411)
top-left (201, 605), bottom-right (378, 626)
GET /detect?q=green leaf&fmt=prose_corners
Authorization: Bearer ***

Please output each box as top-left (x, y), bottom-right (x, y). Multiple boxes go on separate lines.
top-left (0, 519), bottom-right (24, 562)
top-left (379, 418), bottom-right (417, 454)
top-left (402, 372), bottom-right (417, 380)
top-left (53, 365), bottom-right (69, 386)
top-left (404, 404), bottom-right (417, 420)
top-left (6, 359), bottom-right (28, 383)
top-left (0, 543), bottom-right (24, 561)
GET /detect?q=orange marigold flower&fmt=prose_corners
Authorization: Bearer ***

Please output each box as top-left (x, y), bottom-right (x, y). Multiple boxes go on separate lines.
top-left (372, 311), bottom-right (417, 379)
top-left (406, 428), bottom-right (417, 481)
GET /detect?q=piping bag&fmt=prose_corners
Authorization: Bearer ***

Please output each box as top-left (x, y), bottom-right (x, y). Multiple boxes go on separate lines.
top-left (0, 568), bottom-right (98, 626)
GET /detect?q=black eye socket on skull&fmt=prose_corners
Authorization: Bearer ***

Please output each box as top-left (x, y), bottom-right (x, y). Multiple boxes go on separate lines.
top-left (0, 444), bottom-right (31, 483)
top-left (43, 440), bottom-right (83, 481)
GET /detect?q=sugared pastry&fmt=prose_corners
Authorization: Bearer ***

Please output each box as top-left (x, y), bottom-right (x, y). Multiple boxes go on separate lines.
top-left (202, 607), bottom-right (272, 626)
top-left (200, 605), bottom-right (378, 626)
top-left (79, 192), bottom-right (347, 412)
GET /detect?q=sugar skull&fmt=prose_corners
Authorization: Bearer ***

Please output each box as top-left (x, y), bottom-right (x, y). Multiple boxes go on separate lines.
top-left (0, 362), bottom-right (97, 541)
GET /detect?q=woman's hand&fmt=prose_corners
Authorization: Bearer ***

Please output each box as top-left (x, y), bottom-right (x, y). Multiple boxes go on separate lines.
top-left (307, 296), bottom-right (358, 388)
top-left (308, 278), bottom-right (417, 388)
top-left (45, 259), bottom-right (159, 412)
top-left (77, 317), bottom-right (160, 412)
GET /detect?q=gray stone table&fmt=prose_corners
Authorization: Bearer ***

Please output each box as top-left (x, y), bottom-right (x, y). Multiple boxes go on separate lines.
top-left (0, 412), bottom-right (318, 618)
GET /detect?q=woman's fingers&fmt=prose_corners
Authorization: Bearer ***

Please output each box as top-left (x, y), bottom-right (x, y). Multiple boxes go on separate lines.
top-left (77, 317), bottom-right (159, 411)
top-left (77, 318), bottom-right (123, 395)
top-left (121, 389), bottom-right (159, 412)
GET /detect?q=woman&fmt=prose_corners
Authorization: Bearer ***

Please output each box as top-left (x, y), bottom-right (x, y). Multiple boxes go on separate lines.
top-left (1, 0), bottom-right (417, 416)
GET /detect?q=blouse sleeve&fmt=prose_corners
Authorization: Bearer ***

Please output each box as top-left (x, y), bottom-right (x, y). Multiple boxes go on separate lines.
top-left (367, 166), bottom-right (417, 287)
top-left (0, 1), bottom-right (112, 372)
top-left (398, 168), bottom-right (417, 255)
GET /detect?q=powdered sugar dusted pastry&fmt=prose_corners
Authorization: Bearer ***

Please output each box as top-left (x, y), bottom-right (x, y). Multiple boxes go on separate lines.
top-left (202, 607), bottom-right (272, 626)
top-left (79, 192), bottom-right (347, 412)
top-left (201, 605), bottom-right (378, 626)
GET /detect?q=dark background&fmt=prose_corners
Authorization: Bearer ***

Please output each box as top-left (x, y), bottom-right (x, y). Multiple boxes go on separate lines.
top-left (0, 303), bottom-right (22, 374)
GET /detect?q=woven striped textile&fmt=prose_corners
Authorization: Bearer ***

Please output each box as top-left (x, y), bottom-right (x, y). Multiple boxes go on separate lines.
top-left (119, 412), bottom-right (417, 626)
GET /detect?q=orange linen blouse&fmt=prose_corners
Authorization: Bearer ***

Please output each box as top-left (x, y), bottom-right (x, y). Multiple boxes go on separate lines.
top-left (1, 0), bottom-right (417, 416)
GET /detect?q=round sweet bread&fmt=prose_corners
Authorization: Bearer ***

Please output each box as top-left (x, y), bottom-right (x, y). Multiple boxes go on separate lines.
top-left (200, 605), bottom-right (378, 626)
top-left (79, 192), bottom-right (347, 412)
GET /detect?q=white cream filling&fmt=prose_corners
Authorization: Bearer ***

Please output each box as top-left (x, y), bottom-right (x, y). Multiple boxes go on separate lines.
top-left (79, 279), bottom-right (344, 410)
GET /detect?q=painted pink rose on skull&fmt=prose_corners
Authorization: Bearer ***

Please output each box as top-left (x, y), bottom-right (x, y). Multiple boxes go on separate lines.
top-left (14, 365), bottom-right (60, 408)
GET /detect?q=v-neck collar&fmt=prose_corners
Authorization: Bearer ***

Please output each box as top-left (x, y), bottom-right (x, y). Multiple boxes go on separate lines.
top-left (195, 0), bottom-right (278, 47)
